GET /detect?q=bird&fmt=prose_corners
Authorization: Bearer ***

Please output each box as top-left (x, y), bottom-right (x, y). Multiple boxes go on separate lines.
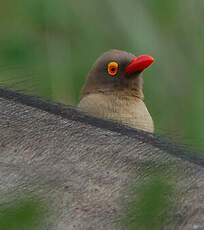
top-left (78, 49), bottom-right (154, 133)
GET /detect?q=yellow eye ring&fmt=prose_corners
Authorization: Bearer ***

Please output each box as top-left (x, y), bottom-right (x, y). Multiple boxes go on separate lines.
top-left (108, 62), bottom-right (118, 76)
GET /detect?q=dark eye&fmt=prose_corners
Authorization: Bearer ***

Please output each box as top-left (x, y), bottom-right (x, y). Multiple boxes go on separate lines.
top-left (108, 62), bottom-right (118, 76)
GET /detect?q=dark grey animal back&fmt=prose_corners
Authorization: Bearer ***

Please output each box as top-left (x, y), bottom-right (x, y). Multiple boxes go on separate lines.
top-left (0, 89), bottom-right (203, 230)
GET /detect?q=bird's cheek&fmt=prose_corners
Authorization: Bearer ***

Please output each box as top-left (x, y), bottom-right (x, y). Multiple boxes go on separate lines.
top-left (124, 72), bottom-right (140, 79)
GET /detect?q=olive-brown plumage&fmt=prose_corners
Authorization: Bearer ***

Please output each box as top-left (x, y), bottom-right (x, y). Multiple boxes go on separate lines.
top-left (78, 49), bottom-right (154, 133)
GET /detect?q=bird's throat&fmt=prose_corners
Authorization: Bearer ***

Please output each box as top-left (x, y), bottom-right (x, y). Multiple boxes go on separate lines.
top-left (92, 88), bottom-right (144, 101)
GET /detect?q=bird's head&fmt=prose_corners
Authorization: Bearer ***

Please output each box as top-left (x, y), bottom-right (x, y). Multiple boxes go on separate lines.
top-left (82, 49), bottom-right (154, 99)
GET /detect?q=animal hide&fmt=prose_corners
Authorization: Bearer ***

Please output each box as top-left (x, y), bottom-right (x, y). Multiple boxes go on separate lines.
top-left (0, 88), bottom-right (203, 230)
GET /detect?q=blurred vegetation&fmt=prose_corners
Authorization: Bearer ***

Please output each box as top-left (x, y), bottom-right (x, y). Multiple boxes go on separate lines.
top-left (0, 197), bottom-right (44, 230)
top-left (121, 171), bottom-right (174, 230)
top-left (0, 0), bottom-right (204, 150)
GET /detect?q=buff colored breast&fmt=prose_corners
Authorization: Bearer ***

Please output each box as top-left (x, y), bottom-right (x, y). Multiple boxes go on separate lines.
top-left (78, 93), bottom-right (154, 133)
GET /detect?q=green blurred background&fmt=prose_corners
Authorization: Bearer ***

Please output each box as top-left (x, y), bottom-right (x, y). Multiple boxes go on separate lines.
top-left (0, 0), bottom-right (204, 150)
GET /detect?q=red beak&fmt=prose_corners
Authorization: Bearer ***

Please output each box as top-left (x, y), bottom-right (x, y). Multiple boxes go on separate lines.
top-left (124, 55), bottom-right (154, 75)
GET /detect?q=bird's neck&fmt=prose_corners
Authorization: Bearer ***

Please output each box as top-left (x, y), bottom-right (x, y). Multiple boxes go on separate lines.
top-left (82, 75), bottom-right (144, 100)
top-left (83, 88), bottom-right (144, 101)
top-left (106, 88), bottom-right (144, 100)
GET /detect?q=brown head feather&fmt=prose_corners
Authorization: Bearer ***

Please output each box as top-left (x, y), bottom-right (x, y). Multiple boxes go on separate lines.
top-left (81, 49), bottom-right (144, 100)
